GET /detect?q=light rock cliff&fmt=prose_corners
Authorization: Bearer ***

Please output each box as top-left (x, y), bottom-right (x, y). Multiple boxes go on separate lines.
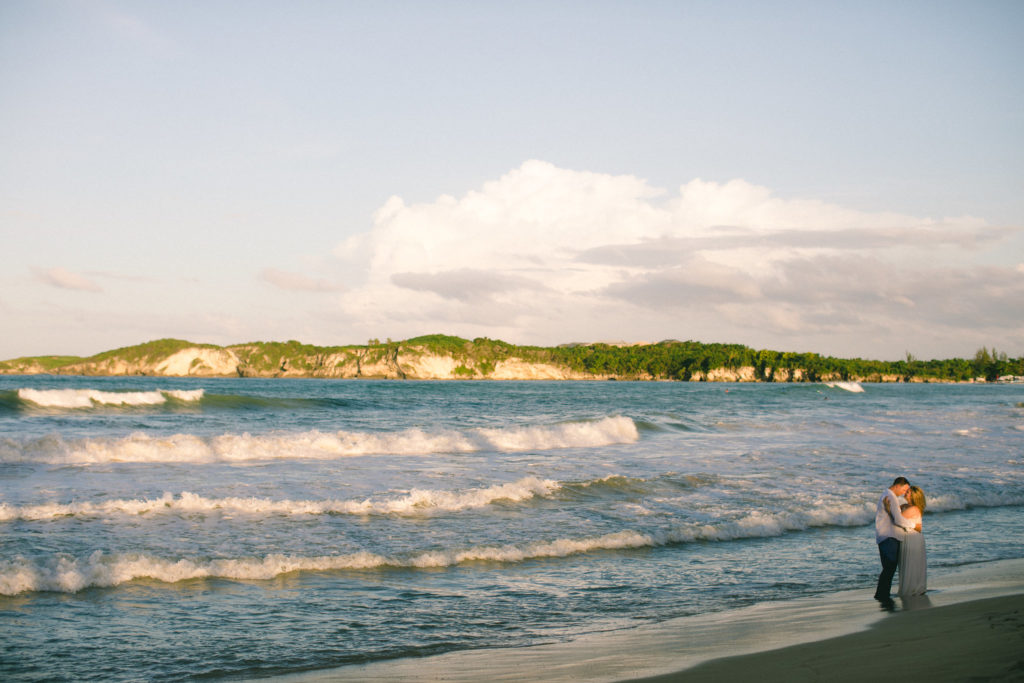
top-left (156, 349), bottom-right (241, 376)
top-left (1, 343), bottom-right (913, 383)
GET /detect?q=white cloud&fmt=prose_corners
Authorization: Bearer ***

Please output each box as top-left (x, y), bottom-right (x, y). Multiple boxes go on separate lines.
top-left (391, 269), bottom-right (546, 303)
top-left (331, 161), bottom-right (1021, 357)
top-left (34, 267), bottom-right (103, 292)
top-left (259, 268), bottom-right (342, 293)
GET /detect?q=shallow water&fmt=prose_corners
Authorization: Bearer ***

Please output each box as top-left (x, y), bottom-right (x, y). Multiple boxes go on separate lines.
top-left (1, 377), bottom-right (1022, 680)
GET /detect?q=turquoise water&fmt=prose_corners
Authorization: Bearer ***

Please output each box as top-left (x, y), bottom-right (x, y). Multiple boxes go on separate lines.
top-left (1, 377), bottom-right (1022, 680)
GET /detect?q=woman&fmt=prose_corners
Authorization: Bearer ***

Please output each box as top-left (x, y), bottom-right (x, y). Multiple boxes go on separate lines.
top-left (898, 485), bottom-right (927, 597)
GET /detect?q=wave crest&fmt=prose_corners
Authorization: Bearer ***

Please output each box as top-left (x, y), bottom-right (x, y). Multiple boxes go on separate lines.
top-left (0, 530), bottom-right (656, 595)
top-left (7, 492), bottom-right (1022, 595)
top-left (16, 388), bottom-right (204, 409)
top-left (0, 477), bottom-right (560, 521)
top-left (0, 550), bottom-right (390, 595)
top-left (0, 416), bottom-right (638, 464)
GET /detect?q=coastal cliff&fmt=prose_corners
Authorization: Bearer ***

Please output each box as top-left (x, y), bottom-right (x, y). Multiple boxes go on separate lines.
top-left (0, 335), bottom-right (1004, 382)
top-left (0, 339), bottom-right (608, 381)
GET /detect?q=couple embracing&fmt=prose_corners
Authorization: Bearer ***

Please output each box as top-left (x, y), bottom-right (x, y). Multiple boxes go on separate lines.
top-left (874, 476), bottom-right (928, 605)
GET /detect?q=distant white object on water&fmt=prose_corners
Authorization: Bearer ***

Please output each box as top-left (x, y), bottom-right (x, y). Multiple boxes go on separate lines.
top-left (824, 381), bottom-right (865, 393)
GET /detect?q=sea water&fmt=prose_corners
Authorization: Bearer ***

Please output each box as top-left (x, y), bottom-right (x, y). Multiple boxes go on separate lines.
top-left (1, 377), bottom-right (1021, 681)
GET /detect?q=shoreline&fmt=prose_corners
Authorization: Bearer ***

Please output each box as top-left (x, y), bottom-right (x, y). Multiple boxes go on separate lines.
top-left (4, 338), bottom-right (1015, 383)
top-left (628, 592), bottom-right (1024, 682)
top-left (0, 372), bottom-right (1002, 385)
top-left (267, 558), bottom-right (1024, 682)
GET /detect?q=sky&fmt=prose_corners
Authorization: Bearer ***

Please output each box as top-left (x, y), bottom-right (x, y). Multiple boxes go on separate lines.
top-left (1, 0), bottom-right (1022, 362)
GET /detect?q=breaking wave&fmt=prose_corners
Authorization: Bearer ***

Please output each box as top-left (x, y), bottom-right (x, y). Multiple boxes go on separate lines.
top-left (5, 494), bottom-right (1023, 595)
top-left (0, 416), bottom-right (640, 464)
top-left (0, 388), bottom-right (355, 414)
top-left (0, 531), bottom-right (666, 595)
top-left (0, 503), bottom-right (885, 595)
top-left (925, 490), bottom-right (1024, 512)
top-left (14, 388), bottom-right (205, 409)
top-left (0, 476), bottom-right (560, 521)
top-left (2, 528), bottom-right (660, 594)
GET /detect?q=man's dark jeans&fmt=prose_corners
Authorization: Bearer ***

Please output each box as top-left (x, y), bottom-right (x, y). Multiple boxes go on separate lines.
top-left (875, 537), bottom-right (901, 599)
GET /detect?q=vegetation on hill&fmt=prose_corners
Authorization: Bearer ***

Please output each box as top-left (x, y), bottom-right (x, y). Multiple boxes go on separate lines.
top-left (88, 338), bottom-right (216, 364)
top-left (230, 340), bottom-right (354, 374)
top-left (547, 341), bottom-right (1023, 382)
top-left (0, 355), bottom-right (84, 371)
top-left (1, 335), bottom-right (1021, 382)
top-left (393, 336), bottom-right (1023, 382)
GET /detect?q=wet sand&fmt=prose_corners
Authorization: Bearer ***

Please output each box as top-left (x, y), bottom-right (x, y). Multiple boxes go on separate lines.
top-left (269, 558), bottom-right (1024, 682)
top-left (629, 592), bottom-right (1024, 682)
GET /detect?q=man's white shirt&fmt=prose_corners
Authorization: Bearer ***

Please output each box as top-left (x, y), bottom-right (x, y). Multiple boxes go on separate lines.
top-left (875, 489), bottom-right (915, 543)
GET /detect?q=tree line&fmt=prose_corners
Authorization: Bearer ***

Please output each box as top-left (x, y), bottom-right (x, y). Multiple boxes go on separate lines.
top-left (4, 335), bottom-right (1021, 382)
top-left (405, 335), bottom-right (1024, 382)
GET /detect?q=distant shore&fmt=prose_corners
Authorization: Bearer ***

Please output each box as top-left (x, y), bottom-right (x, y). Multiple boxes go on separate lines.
top-left (3, 336), bottom-right (1018, 383)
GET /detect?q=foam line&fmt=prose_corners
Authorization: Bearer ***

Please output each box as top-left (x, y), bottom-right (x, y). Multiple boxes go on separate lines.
top-left (0, 416), bottom-right (639, 464)
top-left (5, 496), bottom-right (1023, 595)
top-left (16, 388), bottom-right (204, 408)
top-left (1, 532), bottom-right (652, 594)
top-left (0, 477), bottom-right (561, 521)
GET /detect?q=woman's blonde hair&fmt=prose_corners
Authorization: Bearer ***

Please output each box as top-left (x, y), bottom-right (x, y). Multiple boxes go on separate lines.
top-left (907, 486), bottom-right (926, 511)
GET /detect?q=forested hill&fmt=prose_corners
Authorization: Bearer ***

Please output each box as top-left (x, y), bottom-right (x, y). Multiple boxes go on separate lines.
top-left (0, 335), bottom-right (1020, 382)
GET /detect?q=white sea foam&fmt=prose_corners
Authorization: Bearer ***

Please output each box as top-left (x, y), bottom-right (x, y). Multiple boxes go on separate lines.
top-left (924, 491), bottom-right (1024, 512)
top-left (658, 503), bottom-right (877, 545)
top-left (0, 530), bottom-right (659, 595)
top-left (0, 503), bottom-right (896, 596)
top-left (5, 487), bottom-right (1019, 595)
top-left (823, 382), bottom-right (865, 393)
top-left (17, 388), bottom-right (204, 408)
top-left (409, 530), bottom-right (655, 568)
top-left (657, 491), bottom-right (1024, 544)
top-left (0, 550), bottom-right (390, 595)
top-left (0, 477), bottom-right (560, 521)
top-left (0, 416), bottom-right (638, 464)
top-left (0, 499), bottom-right (895, 596)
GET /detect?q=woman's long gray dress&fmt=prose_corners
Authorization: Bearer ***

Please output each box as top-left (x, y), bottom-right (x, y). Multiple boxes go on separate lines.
top-left (898, 529), bottom-right (927, 597)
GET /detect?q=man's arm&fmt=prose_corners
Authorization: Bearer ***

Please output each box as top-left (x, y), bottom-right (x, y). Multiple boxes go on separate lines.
top-left (887, 491), bottom-right (921, 531)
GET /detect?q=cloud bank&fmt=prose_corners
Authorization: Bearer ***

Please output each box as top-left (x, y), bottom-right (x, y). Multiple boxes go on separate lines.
top-left (34, 267), bottom-right (103, 292)
top-left (259, 268), bottom-right (342, 293)
top-left (333, 161), bottom-right (1021, 358)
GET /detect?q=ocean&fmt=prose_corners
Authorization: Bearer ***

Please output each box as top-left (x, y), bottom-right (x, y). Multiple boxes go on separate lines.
top-left (1, 376), bottom-right (1022, 681)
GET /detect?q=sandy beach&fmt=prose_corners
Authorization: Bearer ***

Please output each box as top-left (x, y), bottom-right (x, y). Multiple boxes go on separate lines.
top-left (631, 592), bottom-right (1024, 682)
top-left (273, 558), bottom-right (1024, 682)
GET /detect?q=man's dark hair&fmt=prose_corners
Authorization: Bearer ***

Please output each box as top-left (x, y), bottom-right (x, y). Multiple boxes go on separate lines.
top-left (892, 476), bottom-right (910, 487)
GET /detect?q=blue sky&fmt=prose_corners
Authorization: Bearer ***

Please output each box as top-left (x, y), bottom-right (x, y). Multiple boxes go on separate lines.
top-left (2, 0), bottom-right (1022, 361)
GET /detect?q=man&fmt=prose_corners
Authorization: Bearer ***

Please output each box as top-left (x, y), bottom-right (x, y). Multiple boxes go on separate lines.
top-left (874, 476), bottom-right (921, 603)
